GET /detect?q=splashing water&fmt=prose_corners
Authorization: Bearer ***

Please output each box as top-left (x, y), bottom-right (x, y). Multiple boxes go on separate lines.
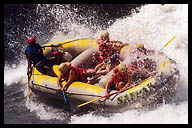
top-left (4, 61), bottom-right (27, 86)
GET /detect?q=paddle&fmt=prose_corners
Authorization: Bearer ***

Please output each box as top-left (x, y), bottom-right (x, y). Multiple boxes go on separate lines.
top-left (159, 36), bottom-right (176, 51)
top-left (59, 81), bottom-right (68, 104)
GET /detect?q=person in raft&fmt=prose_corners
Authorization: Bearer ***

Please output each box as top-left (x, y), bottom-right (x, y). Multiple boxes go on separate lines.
top-left (105, 63), bottom-right (133, 98)
top-left (25, 36), bottom-right (52, 76)
top-left (49, 46), bottom-right (73, 65)
top-left (57, 62), bottom-right (105, 91)
top-left (130, 44), bottom-right (157, 73)
top-left (96, 32), bottom-right (128, 75)
top-left (130, 44), bottom-right (155, 57)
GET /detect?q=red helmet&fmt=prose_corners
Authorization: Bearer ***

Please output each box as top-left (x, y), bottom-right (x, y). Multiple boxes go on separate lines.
top-left (27, 37), bottom-right (36, 44)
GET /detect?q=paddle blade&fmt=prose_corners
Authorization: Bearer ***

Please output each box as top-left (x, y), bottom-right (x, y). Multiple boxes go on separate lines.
top-left (77, 97), bottom-right (102, 108)
top-left (163, 36), bottom-right (176, 48)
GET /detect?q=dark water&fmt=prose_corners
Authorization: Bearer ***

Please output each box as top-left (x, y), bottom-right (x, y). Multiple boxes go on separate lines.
top-left (4, 84), bottom-right (41, 124)
top-left (4, 4), bottom-right (143, 124)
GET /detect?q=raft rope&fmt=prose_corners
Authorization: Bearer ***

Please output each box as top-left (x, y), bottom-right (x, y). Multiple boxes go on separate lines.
top-left (29, 81), bottom-right (103, 98)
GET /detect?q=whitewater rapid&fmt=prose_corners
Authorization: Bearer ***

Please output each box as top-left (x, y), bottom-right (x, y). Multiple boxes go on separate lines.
top-left (4, 4), bottom-right (188, 124)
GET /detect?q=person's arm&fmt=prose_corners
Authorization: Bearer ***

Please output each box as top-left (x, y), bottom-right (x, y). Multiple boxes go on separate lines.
top-left (119, 43), bottom-right (128, 49)
top-left (111, 40), bottom-right (123, 44)
top-left (119, 80), bottom-right (131, 93)
top-left (105, 74), bottom-right (116, 97)
top-left (57, 73), bottom-right (63, 90)
top-left (112, 42), bottom-right (129, 51)
top-left (111, 40), bottom-right (129, 45)
top-left (63, 70), bottom-right (75, 91)
top-left (119, 74), bottom-right (132, 92)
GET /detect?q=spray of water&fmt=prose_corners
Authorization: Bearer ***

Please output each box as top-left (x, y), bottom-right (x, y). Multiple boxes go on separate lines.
top-left (4, 61), bottom-right (27, 86)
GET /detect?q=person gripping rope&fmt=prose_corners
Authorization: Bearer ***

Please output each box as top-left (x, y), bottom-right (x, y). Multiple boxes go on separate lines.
top-left (105, 64), bottom-right (132, 98)
top-left (57, 62), bottom-right (105, 91)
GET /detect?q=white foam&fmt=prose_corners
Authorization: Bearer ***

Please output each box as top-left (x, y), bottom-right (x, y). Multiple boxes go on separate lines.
top-left (4, 61), bottom-right (28, 86)
top-left (70, 102), bottom-right (188, 124)
top-left (25, 96), bottom-right (66, 120)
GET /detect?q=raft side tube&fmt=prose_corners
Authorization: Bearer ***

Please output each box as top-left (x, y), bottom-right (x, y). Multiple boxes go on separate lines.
top-left (43, 39), bottom-right (98, 61)
top-left (71, 47), bottom-right (98, 67)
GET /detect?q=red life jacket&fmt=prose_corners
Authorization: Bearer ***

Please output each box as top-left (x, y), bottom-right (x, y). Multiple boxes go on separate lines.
top-left (113, 66), bottom-right (128, 84)
top-left (113, 65), bottom-right (136, 84)
top-left (97, 39), bottom-right (113, 57)
top-left (71, 66), bottom-right (88, 82)
top-left (97, 39), bottom-right (113, 63)
top-left (62, 66), bottom-right (88, 82)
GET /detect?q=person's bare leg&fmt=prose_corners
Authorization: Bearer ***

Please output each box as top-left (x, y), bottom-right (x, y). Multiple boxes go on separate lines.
top-left (94, 62), bottom-right (105, 72)
top-left (96, 62), bottom-right (110, 75)
top-left (116, 81), bottom-right (125, 90)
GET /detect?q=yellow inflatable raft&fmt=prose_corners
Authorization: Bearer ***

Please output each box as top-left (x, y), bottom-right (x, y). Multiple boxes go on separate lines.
top-left (28, 39), bottom-right (179, 112)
